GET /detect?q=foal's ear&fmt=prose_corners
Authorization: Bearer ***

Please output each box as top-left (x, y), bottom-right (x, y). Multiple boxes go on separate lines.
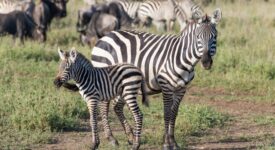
top-left (69, 47), bottom-right (77, 63)
top-left (58, 47), bottom-right (66, 60)
top-left (211, 8), bottom-right (222, 24)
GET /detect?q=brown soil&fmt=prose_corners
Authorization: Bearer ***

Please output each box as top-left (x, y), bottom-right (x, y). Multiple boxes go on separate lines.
top-left (36, 87), bottom-right (275, 150)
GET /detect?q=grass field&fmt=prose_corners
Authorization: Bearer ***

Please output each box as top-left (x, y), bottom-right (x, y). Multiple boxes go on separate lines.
top-left (1, 0), bottom-right (275, 149)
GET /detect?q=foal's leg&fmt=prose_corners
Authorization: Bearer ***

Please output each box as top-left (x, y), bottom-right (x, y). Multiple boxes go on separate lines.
top-left (123, 97), bottom-right (143, 150)
top-left (113, 97), bottom-right (134, 145)
top-left (99, 101), bottom-right (119, 146)
top-left (87, 99), bottom-right (100, 150)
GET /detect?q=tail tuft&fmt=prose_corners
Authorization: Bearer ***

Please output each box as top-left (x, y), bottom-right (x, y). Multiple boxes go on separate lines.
top-left (62, 83), bottom-right (79, 92)
top-left (141, 77), bottom-right (149, 107)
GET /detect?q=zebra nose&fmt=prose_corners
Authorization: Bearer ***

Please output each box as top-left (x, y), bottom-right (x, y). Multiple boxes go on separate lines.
top-left (54, 77), bottom-right (63, 88)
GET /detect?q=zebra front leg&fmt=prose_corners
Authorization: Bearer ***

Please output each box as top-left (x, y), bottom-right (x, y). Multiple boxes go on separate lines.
top-left (169, 90), bottom-right (186, 150)
top-left (87, 99), bottom-right (100, 150)
top-left (99, 101), bottom-right (119, 146)
top-left (124, 96), bottom-right (143, 150)
top-left (162, 91), bottom-right (174, 150)
top-left (113, 99), bottom-right (134, 145)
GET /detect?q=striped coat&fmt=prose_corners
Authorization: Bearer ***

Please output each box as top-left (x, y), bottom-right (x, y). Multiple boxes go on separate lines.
top-left (54, 48), bottom-right (148, 150)
top-left (91, 8), bottom-right (222, 149)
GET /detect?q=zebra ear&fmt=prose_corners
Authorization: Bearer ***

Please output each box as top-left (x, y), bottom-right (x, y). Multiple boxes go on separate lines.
top-left (58, 47), bottom-right (66, 60)
top-left (211, 8), bottom-right (222, 24)
top-left (192, 9), bottom-right (203, 21)
top-left (69, 47), bottom-right (77, 63)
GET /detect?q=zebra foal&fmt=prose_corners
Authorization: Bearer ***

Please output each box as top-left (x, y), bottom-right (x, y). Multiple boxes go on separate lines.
top-left (54, 48), bottom-right (148, 150)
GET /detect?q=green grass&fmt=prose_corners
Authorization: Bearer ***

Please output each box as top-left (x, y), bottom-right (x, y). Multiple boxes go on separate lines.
top-left (253, 115), bottom-right (275, 126)
top-left (0, 0), bottom-right (275, 149)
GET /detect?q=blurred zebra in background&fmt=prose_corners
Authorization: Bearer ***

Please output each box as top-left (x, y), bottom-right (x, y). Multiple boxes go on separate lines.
top-left (138, 0), bottom-right (176, 31)
top-left (175, 0), bottom-right (204, 22)
top-left (105, 0), bottom-right (141, 25)
top-left (0, 0), bottom-right (34, 15)
top-left (174, 3), bottom-right (189, 31)
top-left (83, 0), bottom-right (96, 5)
top-left (90, 8), bottom-right (222, 150)
top-left (54, 48), bottom-right (148, 150)
top-left (169, 0), bottom-right (205, 31)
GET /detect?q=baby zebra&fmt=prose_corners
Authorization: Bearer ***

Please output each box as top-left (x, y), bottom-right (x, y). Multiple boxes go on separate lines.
top-left (54, 48), bottom-right (148, 150)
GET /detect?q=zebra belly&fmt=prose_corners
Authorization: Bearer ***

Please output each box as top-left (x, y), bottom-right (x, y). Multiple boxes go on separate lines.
top-left (91, 47), bottom-right (162, 94)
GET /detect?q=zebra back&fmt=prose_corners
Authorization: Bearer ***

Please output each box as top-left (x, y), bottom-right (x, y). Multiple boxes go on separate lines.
top-left (0, 0), bottom-right (34, 15)
top-left (175, 0), bottom-right (204, 20)
top-left (111, 0), bottom-right (141, 20)
top-left (138, 0), bottom-right (176, 22)
top-left (0, 0), bottom-right (17, 13)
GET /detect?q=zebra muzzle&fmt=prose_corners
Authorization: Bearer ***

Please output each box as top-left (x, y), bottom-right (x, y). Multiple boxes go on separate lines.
top-left (54, 77), bottom-right (63, 88)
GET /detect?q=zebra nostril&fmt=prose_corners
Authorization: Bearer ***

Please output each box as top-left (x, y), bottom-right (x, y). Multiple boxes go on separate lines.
top-left (54, 78), bottom-right (63, 88)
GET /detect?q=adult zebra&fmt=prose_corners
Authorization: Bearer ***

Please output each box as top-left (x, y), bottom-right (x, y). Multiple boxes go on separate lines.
top-left (108, 0), bottom-right (141, 24)
top-left (165, 0), bottom-right (205, 31)
top-left (175, 0), bottom-right (204, 24)
top-left (54, 48), bottom-right (148, 150)
top-left (138, 0), bottom-right (176, 31)
top-left (90, 8), bottom-right (222, 149)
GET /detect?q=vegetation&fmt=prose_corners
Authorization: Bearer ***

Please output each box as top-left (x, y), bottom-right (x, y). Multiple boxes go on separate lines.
top-left (0, 0), bottom-right (274, 149)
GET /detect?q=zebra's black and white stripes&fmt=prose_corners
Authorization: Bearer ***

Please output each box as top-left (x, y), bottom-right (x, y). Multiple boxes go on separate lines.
top-left (54, 48), bottom-right (148, 150)
top-left (138, 0), bottom-right (176, 31)
top-left (172, 0), bottom-right (205, 31)
top-left (110, 0), bottom-right (141, 23)
top-left (91, 8), bottom-right (222, 150)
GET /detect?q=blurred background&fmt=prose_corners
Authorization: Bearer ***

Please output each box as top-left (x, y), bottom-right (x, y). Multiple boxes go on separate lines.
top-left (0, 0), bottom-right (275, 149)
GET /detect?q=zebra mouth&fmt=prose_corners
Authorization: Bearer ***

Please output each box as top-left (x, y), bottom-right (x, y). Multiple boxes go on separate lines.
top-left (201, 61), bottom-right (212, 70)
top-left (54, 78), bottom-right (63, 88)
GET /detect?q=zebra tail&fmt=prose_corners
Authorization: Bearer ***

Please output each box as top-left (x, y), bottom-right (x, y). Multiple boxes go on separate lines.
top-left (141, 76), bottom-right (149, 107)
top-left (62, 83), bottom-right (79, 92)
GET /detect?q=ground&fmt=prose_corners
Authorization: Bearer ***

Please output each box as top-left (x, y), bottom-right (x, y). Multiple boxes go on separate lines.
top-left (35, 87), bottom-right (275, 150)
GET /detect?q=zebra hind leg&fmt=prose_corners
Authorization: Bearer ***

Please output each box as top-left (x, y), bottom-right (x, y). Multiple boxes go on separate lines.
top-left (113, 98), bottom-right (134, 145)
top-left (99, 101), bottom-right (119, 146)
top-left (123, 95), bottom-right (143, 150)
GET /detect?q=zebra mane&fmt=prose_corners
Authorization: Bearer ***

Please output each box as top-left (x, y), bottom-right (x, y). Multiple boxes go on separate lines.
top-left (74, 52), bottom-right (93, 68)
top-left (201, 14), bottom-right (211, 23)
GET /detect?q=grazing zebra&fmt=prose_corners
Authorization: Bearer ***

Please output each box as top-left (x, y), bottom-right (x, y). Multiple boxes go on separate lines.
top-left (90, 8), bottom-right (222, 150)
top-left (54, 48), bottom-right (148, 150)
top-left (175, 0), bottom-right (204, 21)
top-left (138, 0), bottom-right (176, 31)
top-left (109, 0), bottom-right (142, 24)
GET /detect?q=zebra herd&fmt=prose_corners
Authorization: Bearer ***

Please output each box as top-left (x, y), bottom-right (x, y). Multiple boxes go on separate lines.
top-left (53, 0), bottom-right (222, 150)
top-left (54, 0), bottom-right (222, 148)
top-left (104, 0), bottom-right (205, 31)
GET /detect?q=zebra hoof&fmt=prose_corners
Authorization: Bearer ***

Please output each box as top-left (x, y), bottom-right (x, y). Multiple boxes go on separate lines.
top-left (128, 139), bottom-right (133, 145)
top-left (162, 144), bottom-right (171, 150)
top-left (90, 142), bottom-right (99, 150)
top-left (131, 143), bottom-right (140, 150)
top-left (107, 137), bottom-right (119, 146)
top-left (171, 144), bottom-right (180, 150)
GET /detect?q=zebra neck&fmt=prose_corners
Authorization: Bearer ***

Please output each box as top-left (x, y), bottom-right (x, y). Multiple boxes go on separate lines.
top-left (72, 61), bottom-right (93, 85)
top-left (178, 24), bottom-right (201, 71)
